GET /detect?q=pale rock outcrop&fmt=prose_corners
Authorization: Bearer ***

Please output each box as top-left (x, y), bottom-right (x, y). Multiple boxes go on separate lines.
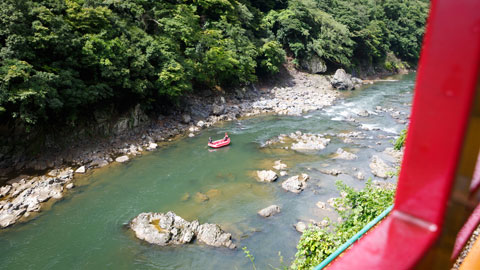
top-left (130, 212), bottom-right (235, 249)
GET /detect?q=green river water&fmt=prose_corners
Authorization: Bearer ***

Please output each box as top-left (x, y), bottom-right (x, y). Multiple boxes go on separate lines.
top-left (0, 73), bottom-right (415, 270)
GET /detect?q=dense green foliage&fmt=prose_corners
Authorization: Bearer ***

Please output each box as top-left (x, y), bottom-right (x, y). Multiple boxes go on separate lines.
top-left (394, 128), bottom-right (407, 150)
top-left (292, 180), bottom-right (395, 270)
top-left (0, 0), bottom-right (428, 128)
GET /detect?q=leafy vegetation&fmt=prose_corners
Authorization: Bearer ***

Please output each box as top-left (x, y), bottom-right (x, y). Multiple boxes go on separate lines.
top-left (292, 180), bottom-right (395, 270)
top-left (0, 0), bottom-right (428, 129)
top-left (394, 128), bottom-right (407, 150)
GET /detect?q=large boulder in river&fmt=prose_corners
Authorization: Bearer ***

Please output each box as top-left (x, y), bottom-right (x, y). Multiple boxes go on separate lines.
top-left (331, 69), bottom-right (354, 90)
top-left (130, 212), bottom-right (198, 246)
top-left (130, 212), bottom-right (235, 249)
top-left (300, 55), bottom-right (327, 74)
top-left (196, 223), bottom-right (236, 249)
top-left (369, 155), bottom-right (394, 178)
top-left (282, 174), bottom-right (309, 193)
top-left (256, 170), bottom-right (278, 182)
top-left (258, 205), bottom-right (281, 217)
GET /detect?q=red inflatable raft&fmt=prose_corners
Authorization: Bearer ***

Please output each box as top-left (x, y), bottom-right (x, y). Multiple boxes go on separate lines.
top-left (208, 137), bottom-right (230, 148)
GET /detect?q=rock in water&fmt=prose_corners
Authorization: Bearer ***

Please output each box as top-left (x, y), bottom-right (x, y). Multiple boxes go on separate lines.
top-left (316, 201), bottom-right (326, 209)
top-left (282, 174), bottom-right (309, 193)
top-left (130, 212), bottom-right (235, 249)
top-left (295, 221), bottom-right (307, 233)
top-left (333, 148), bottom-right (358, 160)
top-left (258, 205), bottom-right (281, 217)
top-left (196, 223), bottom-right (236, 249)
top-left (130, 212), bottom-right (198, 246)
top-left (331, 69), bottom-right (354, 90)
top-left (369, 155), bottom-right (394, 178)
top-left (256, 170), bottom-right (278, 182)
top-left (356, 171), bottom-right (365, 180)
top-left (115, 155), bottom-right (129, 163)
top-left (194, 192), bottom-right (209, 203)
top-left (273, 160), bottom-right (287, 170)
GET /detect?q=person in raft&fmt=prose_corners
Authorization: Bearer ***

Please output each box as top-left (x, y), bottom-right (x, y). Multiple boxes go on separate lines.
top-left (224, 132), bottom-right (229, 141)
top-left (208, 137), bottom-right (212, 143)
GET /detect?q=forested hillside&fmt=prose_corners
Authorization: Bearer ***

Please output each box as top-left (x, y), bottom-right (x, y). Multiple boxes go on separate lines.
top-left (0, 0), bottom-right (428, 129)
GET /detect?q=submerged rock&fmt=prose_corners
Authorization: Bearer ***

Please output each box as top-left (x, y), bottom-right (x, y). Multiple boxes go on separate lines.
top-left (369, 155), bottom-right (394, 178)
top-left (273, 160), bottom-right (287, 170)
top-left (194, 192), bottom-right (209, 203)
top-left (319, 168), bottom-right (343, 176)
top-left (258, 205), bottom-right (281, 218)
top-left (130, 212), bottom-right (235, 249)
top-left (181, 193), bottom-right (190, 201)
top-left (282, 174), bottom-right (309, 193)
top-left (256, 170), bottom-right (278, 182)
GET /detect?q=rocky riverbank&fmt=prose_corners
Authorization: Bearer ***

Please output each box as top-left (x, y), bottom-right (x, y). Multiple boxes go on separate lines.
top-left (0, 67), bottom-right (381, 229)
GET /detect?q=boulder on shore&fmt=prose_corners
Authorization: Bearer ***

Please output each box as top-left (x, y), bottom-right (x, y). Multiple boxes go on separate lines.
top-left (258, 205), bottom-right (281, 217)
top-left (256, 170), bottom-right (278, 182)
top-left (130, 212), bottom-right (235, 249)
top-left (331, 69), bottom-right (354, 90)
top-left (75, 166), bottom-right (86, 174)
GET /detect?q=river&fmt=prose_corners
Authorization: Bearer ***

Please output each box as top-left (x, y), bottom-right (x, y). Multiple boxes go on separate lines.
top-left (0, 73), bottom-right (415, 270)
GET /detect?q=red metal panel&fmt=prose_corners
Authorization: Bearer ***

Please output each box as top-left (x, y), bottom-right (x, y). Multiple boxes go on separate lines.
top-left (327, 0), bottom-right (480, 268)
top-left (326, 211), bottom-right (437, 270)
top-left (394, 0), bottom-right (480, 226)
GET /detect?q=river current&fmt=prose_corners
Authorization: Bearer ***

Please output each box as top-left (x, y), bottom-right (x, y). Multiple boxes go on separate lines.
top-left (0, 73), bottom-right (415, 269)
